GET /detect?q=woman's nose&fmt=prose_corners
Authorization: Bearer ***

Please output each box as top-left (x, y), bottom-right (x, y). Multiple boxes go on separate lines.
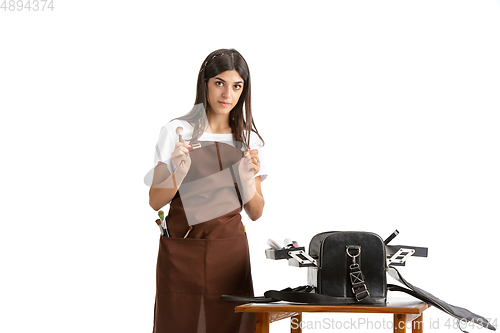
top-left (222, 86), bottom-right (231, 98)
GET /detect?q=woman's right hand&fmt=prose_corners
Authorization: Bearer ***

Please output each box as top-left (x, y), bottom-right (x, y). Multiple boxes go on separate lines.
top-left (171, 140), bottom-right (191, 175)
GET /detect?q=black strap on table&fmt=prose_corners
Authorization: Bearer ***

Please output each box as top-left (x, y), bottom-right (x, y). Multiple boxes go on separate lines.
top-left (263, 287), bottom-right (376, 305)
top-left (388, 266), bottom-right (496, 331)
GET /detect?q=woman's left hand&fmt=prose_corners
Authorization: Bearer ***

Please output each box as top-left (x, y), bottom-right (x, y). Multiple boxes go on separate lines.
top-left (239, 149), bottom-right (260, 187)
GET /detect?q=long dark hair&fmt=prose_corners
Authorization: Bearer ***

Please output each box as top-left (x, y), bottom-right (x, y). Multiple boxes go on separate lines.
top-left (176, 48), bottom-right (264, 148)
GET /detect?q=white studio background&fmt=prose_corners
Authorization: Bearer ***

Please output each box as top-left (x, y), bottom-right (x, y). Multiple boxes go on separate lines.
top-left (1, 1), bottom-right (499, 332)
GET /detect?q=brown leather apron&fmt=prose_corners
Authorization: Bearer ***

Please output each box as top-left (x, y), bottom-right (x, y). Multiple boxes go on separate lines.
top-left (153, 141), bottom-right (256, 333)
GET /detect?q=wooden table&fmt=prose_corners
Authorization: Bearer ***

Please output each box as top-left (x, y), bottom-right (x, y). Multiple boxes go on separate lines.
top-left (236, 298), bottom-right (428, 333)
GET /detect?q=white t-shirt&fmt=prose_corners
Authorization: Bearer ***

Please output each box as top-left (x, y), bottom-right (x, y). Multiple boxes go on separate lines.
top-left (154, 119), bottom-right (267, 181)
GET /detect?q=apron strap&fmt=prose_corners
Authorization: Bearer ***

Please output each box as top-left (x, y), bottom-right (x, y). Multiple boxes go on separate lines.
top-left (214, 141), bottom-right (244, 211)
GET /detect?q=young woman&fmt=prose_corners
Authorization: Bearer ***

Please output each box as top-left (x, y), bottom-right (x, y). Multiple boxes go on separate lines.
top-left (149, 49), bottom-right (266, 333)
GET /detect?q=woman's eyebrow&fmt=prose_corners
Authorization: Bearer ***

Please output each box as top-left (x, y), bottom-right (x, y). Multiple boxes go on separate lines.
top-left (214, 77), bottom-right (244, 85)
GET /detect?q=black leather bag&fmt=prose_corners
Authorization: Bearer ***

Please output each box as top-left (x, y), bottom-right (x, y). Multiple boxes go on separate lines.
top-left (306, 231), bottom-right (387, 304)
top-left (222, 231), bottom-right (496, 331)
top-left (241, 231), bottom-right (388, 305)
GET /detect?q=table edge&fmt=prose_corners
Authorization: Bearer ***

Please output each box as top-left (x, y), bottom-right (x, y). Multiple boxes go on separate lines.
top-left (235, 302), bottom-right (428, 315)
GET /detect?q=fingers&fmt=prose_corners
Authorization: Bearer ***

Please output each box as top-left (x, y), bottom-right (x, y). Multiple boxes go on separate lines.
top-left (248, 149), bottom-right (259, 160)
top-left (175, 140), bottom-right (190, 150)
top-left (244, 149), bottom-right (260, 174)
top-left (252, 162), bottom-right (260, 174)
top-left (173, 141), bottom-right (190, 158)
top-left (172, 141), bottom-right (191, 171)
top-left (250, 150), bottom-right (260, 169)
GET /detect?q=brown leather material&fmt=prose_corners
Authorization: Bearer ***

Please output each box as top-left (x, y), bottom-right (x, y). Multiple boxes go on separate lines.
top-left (153, 141), bottom-right (256, 333)
top-left (171, 141), bottom-right (244, 229)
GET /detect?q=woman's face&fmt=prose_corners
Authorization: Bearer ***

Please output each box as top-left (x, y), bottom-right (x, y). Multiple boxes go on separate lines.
top-left (206, 70), bottom-right (244, 116)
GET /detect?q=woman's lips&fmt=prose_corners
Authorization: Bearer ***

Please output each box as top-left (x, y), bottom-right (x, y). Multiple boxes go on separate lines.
top-left (219, 101), bottom-right (231, 107)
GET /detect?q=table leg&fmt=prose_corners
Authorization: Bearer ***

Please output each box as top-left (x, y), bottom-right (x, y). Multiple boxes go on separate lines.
top-left (291, 313), bottom-right (302, 333)
top-left (256, 312), bottom-right (270, 333)
top-left (412, 314), bottom-right (423, 333)
top-left (394, 313), bottom-right (407, 333)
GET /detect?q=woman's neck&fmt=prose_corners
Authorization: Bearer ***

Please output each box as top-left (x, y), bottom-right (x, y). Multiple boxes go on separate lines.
top-left (206, 111), bottom-right (231, 134)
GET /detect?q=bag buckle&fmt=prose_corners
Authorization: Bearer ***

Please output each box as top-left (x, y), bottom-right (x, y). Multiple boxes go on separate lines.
top-left (351, 270), bottom-right (370, 301)
top-left (354, 288), bottom-right (370, 301)
top-left (350, 265), bottom-right (365, 285)
top-left (346, 245), bottom-right (361, 265)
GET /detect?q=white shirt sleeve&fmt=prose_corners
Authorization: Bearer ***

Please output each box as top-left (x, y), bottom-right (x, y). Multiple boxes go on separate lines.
top-left (249, 131), bottom-right (268, 182)
top-left (154, 120), bottom-right (193, 174)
